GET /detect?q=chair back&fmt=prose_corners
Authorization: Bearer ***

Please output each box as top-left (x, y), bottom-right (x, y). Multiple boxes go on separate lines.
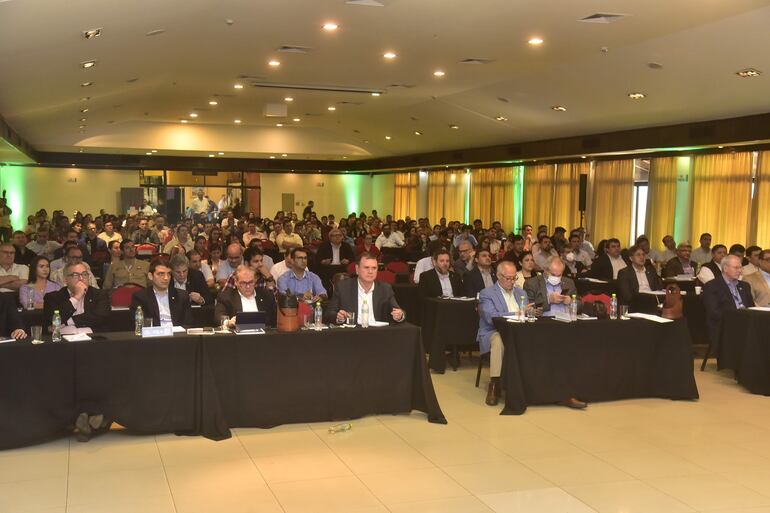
top-left (111, 284), bottom-right (143, 308)
top-left (581, 293), bottom-right (611, 319)
top-left (346, 262), bottom-right (357, 276)
top-left (661, 283), bottom-right (684, 319)
top-left (135, 244), bottom-right (158, 256)
top-left (378, 270), bottom-right (397, 284)
top-left (385, 261), bottom-right (409, 274)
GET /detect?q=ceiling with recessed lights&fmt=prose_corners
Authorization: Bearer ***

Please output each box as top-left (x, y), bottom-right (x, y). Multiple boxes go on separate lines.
top-left (0, 0), bottom-right (769, 162)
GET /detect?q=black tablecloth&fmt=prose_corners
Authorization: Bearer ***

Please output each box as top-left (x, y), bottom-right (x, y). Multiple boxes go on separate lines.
top-left (21, 305), bottom-right (215, 332)
top-left (201, 324), bottom-right (445, 427)
top-left (393, 283), bottom-right (420, 325)
top-left (493, 317), bottom-right (699, 414)
top-left (718, 309), bottom-right (770, 395)
top-left (422, 298), bottom-right (479, 373)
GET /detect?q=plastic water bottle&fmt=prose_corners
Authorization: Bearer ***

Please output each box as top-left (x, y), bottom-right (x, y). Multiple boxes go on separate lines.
top-left (328, 422), bottom-right (352, 434)
top-left (610, 293), bottom-right (618, 320)
top-left (361, 299), bottom-right (370, 328)
top-left (26, 285), bottom-right (35, 310)
top-left (518, 295), bottom-right (527, 321)
top-left (570, 294), bottom-right (578, 321)
top-left (135, 306), bottom-right (144, 336)
top-left (52, 310), bottom-right (62, 342)
top-left (314, 301), bottom-right (323, 329)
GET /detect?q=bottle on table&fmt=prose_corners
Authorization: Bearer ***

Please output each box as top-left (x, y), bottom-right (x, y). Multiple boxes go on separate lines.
top-left (314, 301), bottom-right (323, 328)
top-left (52, 310), bottom-right (62, 342)
top-left (518, 296), bottom-right (527, 322)
top-left (26, 284), bottom-right (35, 310)
top-left (135, 306), bottom-right (144, 336)
top-left (610, 293), bottom-right (618, 320)
top-left (570, 294), bottom-right (578, 321)
top-left (361, 299), bottom-right (369, 328)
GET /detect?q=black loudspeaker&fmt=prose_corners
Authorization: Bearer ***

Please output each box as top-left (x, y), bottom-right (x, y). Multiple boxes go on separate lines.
top-left (578, 174), bottom-right (588, 211)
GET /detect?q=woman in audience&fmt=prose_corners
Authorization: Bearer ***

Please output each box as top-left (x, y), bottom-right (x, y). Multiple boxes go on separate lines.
top-left (515, 251), bottom-right (540, 288)
top-left (355, 233), bottom-right (380, 258)
top-left (19, 255), bottom-right (61, 310)
top-left (206, 243), bottom-right (223, 278)
top-left (104, 240), bottom-right (122, 276)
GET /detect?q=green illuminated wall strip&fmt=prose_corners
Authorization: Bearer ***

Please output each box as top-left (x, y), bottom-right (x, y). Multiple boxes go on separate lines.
top-left (513, 165), bottom-right (525, 234)
top-left (0, 166), bottom-right (26, 230)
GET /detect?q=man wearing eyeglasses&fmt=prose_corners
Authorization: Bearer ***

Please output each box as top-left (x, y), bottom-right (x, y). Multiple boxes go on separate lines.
top-left (214, 265), bottom-right (277, 328)
top-left (43, 262), bottom-right (110, 331)
top-left (277, 248), bottom-right (327, 303)
top-left (130, 261), bottom-right (193, 327)
top-left (50, 246), bottom-right (99, 288)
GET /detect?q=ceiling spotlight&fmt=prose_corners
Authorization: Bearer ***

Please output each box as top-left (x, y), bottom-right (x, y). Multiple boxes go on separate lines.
top-left (209, 154), bottom-right (215, 158)
top-left (736, 68), bottom-right (761, 77)
top-left (284, 97), bottom-right (294, 102)
top-left (268, 59), bottom-right (281, 67)
top-left (449, 124), bottom-right (459, 129)
top-left (718, 145), bottom-right (724, 149)
top-left (234, 119), bottom-right (242, 123)
top-left (151, 150), bottom-right (157, 153)
top-left (80, 97), bottom-right (90, 101)
top-left (234, 83), bottom-right (244, 89)
top-left (385, 135), bottom-right (391, 140)
top-left (80, 82), bottom-right (93, 87)
top-left (79, 125), bottom-right (87, 129)
top-left (146, 152), bottom-right (152, 155)
top-left (371, 92), bottom-right (381, 97)
top-left (270, 155), bottom-right (276, 159)
top-left (189, 113), bottom-right (198, 118)
top-left (581, 155), bottom-right (587, 159)
top-left (383, 51), bottom-right (397, 60)
top-left (551, 105), bottom-right (567, 112)
top-left (433, 70), bottom-right (445, 77)
top-left (414, 131), bottom-right (423, 135)
top-left (323, 22), bottom-right (338, 31)
top-left (79, 118), bottom-right (87, 122)
top-left (80, 108), bottom-right (89, 113)
top-left (81, 60), bottom-right (96, 69)
top-left (276, 123), bottom-right (283, 127)
top-left (628, 92), bottom-right (646, 99)
top-left (293, 117), bottom-right (301, 122)
top-left (528, 37), bottom-right (544, 46)
top-left (180, 119), bottom-right (189, 123)
top-left (281, 153), bottom-right (288, 157)
top-left (82, 28), bottom-right (102, 39)
top-left (495, 116), bottom-right (508, 121)
top-left (327, 106), bottom-right (336, 111)
top-left (208, 100), bottom-right (218, 105)
top-left (218, 152), bottom-right (224, 155)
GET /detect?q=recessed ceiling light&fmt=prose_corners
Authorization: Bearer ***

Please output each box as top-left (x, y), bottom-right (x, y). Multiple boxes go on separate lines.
top-left (80, 82), bottom-right (93, 87)
top-left (528, 37), bottom-right (544, 46)
top-left (581, 155), bottom-right (587, 159)
top-left (323, 22), bottom-right (338, 31)
top-left (79, 125), bottom-right (87, 129)
top-left (234, 83), bottom-right (244, 89)
top-left (189, 112), bottom-right (198, 118)
top-left (82, 28), bottom-right (102, 39)
top-left (81, 60), bottom-right (96, 69)
top-left (495, 116), bottom-right (508, 121)
top-left (145, 152), bottom-right (152, 155)
top-left (433, 70), bottom-right (445, 77)
top-left (80, 97), bottom-right (90, 101)
top-left (208, 100), bottom-right (218, 105)
top-left (293, 117), bottom-right (301, 122)
top-left (234, 119), bottom-right (242, 123)
top-left (718, 145), bottom-right (724, 149)
top-left (209, 154), bottom-right (215, 157)
top-left (145, 29), bottom-right (166, 37)
top-left (327, 106), bottom-right (336, 111)
top-left (270, 155), bottom-right (276, 159)
top-left (80, 108), bottom-right (89, 113)
top-left (281, 153), bottom-right (288, 157)
top-left (383, 51), bottom-right (397, 60)
top-left (151, 150), bottom-right (157, 153)
top-left (284, 96), bottom-right (294, 102)
top-left (385, 135), bottom-right (391, 140)
top-left (449, 124), bottom-right (459, 129)
top-left (276, 123), bottom-right (283, 127)
top-left (79, 148), bottom-right (84, 153)
top-left (180, 119), bottom-right (189, 123)
top-left (79, 118), bottom-right (87, 122)
top-left (371, 92), bottom-right (381, 97)
top-left (551, 105), bottom-right (567, 112)
top-left (736, 68), bottom-right (761, 77)
top-left (628, 92), bottom-right (646, 99)
top-left (414, 131), bottom-right (423, 135)
top-left (218, 152), bottom-right (224, 155)
top-left (268, 59), bottom-right (281, 67)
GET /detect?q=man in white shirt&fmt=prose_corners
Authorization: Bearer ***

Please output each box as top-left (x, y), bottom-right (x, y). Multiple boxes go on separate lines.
top-left (0, 242), bottom-right (28, 293)
top-left (216, 243), bottom-right (244, 286)
top-left (189, 191), bottom-right (209, 221)
top-left (214, 265), bottom-right (277, 327)
top-left (374, 224), bottom-right (405, 249)
top-left (563, 233), bottom-right (592, 275)
top-left (242, 221), bottom-right (265, 246)
top-left (163, 225), bottom-right (194, 254)
top-left (270, 250), bottom-right (293, 283)
top-left (26, 228), bottom-right (61, 260)
top-left (696, 245), bottom-right (727, 284)
top-left (691, 233), bottom-right (712, 266)
top-left (97, 220), bottom-right (122, 244)
top-left (743, 246), bottom-right (763, 276)
top-left (189, 250), bottom-right (215, 287)
top-left (412, 255), bottom-right (434, 284)
top-left (275, 221), bottom-right (304, 252)
top-left (50, 246), bottom-right (99, 288)
top-left (650, 235), bottom-right (677, 266)
top-left (743, 249), bottom-right (770, 307)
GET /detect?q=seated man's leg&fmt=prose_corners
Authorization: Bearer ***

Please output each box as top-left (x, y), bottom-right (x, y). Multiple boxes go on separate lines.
top-left (486, 331), bottom-right (504, 406)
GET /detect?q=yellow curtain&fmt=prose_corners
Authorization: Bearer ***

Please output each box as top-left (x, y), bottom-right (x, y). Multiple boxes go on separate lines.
top-left (552, 162), bottom-right (587, 232)
top-left (393, 172), bottom-right (418, 220)
top-left (427, 170), bottom-right (467, 223)
top-left (522, 164), bottom-right (556, 230)
top-left (645, 157), bottom-right (678, 250)
top-left (691, 152), bottom-right (753, 247)
top-left (588, 160), bottom-right (635, 245)
top-left (469, 167), bottom-right (515, 232)
top-left (754, 152), bottom-right (770, 248)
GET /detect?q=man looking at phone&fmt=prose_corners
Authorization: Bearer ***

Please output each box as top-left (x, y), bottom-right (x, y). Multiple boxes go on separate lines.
top-left (525, 256), bottom-right (576, 318)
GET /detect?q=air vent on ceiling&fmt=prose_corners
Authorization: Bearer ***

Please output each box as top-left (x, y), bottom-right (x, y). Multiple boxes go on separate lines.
top-left (460, 58), bottom-right (494, 65)
top-left (579, 13), bottom-right (626, 23)
top-left (497, 97), bottom-right (510, 103)
top-left (346, 0), bottom-right (384, 6)
top-left (212, 93), bottom-right (236, 98)
top-left (277, 45), bottom-right (312, 54)
top-left (388, 83), bottom-right (415, 88)
top-left (338, 101), bottom-right (363, 105)
top-left (238, 74), bottom-right (266, 80)
top-left (249, 82), bottom-right (384, 95)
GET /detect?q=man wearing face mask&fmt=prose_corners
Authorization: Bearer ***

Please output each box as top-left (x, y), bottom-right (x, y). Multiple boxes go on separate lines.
top-left (524, 256), bottom-right (578, 318)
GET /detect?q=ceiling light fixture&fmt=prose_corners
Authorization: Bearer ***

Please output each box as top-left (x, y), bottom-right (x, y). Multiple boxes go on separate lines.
top-left (551, 105), bottom-right (567, 112)
top-left (270, 155), bottom-right (276, 159)
top-left (79, 118), bottom-right (87, 122)
top-left (628, 92), bottom-right (646, 99)
top-left (327, 106), bottom-right (336, 111)
top-left (383, 51), bottom-right (397, 60)
top-left (528, 37), bottom-right (544, 46)
top-left (79, 125), bottom-right (87, 129)
top-left (180, 119), bottom-right (189, 123)
top-left (323, 22), bottom-right (338, 31)
top-left (80, 82), bottom-right (93, 87)
top-left (371, 92), bottom-right (381, 97)
top-left (146, 152), bottom-right (152, 155)
top-left (284, 96), bottom-right (294, 102)
top-left (268, 59), bottom-right (281, 67)
top-left (276, 123), bottom-right (283, 127)
top-left (385, 135), bottom-right (391, 140)
top-left (234, 83), bottom-right (244, 89)
top-left (414, 131), bottom-right (423, 135)
top-left (218, 152), bottom-right (224, 155)
top-left (293, 117), bottom-right (301, 122)
top-left (449, 124), bottom-right (459, 129)
top-left (189, 112), bottom-right (198, 118)
top-left (82, 28), bottom-right (102, 39)
top-left (736, 68), bottom-right (761, 77)
top-left (208, 100), bottom-right (218, 105)
top-left (151, 150), bottom-right (157, 153)
top-left (80, 97), bottom-right (90, 101)
top-left (81, 60), bottom-right (96, 69)
top-left (433, 70), bottom-right (445, 77)
top-left (495, 116), bottom-right (508, 121)
top-left (209, 154), bottom-right (215, 157)
top-left (281, 153), bottom-right (288, 157)
top-left (234, 119), bottom-right (242, 123)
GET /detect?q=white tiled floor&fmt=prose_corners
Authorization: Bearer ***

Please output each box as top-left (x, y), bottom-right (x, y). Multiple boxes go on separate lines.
top-left (2, 358), bottom-right (770, 513)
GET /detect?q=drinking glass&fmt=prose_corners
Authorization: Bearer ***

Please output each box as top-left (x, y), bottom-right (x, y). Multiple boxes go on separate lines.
top-left (220, 315), bottom-right (230, 332)
top-left (143, 318), bottom-right (154, 328)
top-left (619, 305), bottom-right (630, 320)
top-left (30, 325), bottom-right (43, 342)
top-left (345, 312), bottom-right (356, 326)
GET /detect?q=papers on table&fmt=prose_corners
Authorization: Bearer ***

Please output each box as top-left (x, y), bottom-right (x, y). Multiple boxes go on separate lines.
top-left (444, 296), bottom-right (476, 301)
top-left (749, 306), bottom-right (770, 312)
top-left (186, 327), bottom-right (216, 335)
top-left (63, 333), bottom-right (92, 342)
top-left (0, 338), bottom-right (16, 344)
top-left (363, 320), bottom-right (389, 327)
top-left (640, 290), bottom-right (667, 296)
top-left (673, 275), bottom-right (696, 281)
top-left (234, 328), bottom-right (265, 335)
top-left (172, 326), bottom-right (186, 333)
top-left (580, 278), bottom-right (609, 284)
top-left (61, 326), bottom-right (93, 335)
top-left (626, 312), bottom-right (674, 323)
top-left (576, 314), bottom-right (598, 321)
top-left (111, 306), bottom-right (129, 311)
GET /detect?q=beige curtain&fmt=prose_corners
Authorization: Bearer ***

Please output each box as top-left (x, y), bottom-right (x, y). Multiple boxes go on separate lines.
top-left (645, 157), bottom-right (678, 250)
top-left (588, 160), bottom-right (635, 244)
top-left (522, 164), bottom-right (556, 230)
top-left (552, 162), bottom-right (587, 231)
top-left (754, 152), bottom-right (770, 248)
top-left (469, 167), bottom-right (515, 232)
top-left (691, 152), bottom-right (753, 247)
top-left (427, 170), bottom-right (467, 223)
top-left (393, 172), bottom-right (418, 220)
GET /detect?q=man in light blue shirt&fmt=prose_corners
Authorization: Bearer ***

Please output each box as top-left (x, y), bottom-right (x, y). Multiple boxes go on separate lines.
top-left (277, 248), bottom-right (327, 302)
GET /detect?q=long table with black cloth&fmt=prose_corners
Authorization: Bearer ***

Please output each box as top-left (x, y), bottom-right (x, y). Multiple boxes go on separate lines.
top-left (492, 317), bottom-right (700, 415)
top-left (0, 323), bottom-right (445, 450)
top-left (717, 309), bottom-right (770, 395)
top-left (421, 297), bottom-right (479, 373)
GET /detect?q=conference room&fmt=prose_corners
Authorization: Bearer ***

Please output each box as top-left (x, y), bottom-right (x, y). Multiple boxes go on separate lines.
top-left (2, 1), bottom-right (770, 512)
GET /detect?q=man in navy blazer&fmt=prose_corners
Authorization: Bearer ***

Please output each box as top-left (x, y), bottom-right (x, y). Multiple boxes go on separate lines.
top-left (130, 261), bottom-right (193, 327)
top-left (477, 261), bottom-right (529, 406)
top-left (703, 254), bottom-right (754, 351)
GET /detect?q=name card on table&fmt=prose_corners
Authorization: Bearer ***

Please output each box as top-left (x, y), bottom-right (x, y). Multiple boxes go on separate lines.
top-left (141, 325), bottom-right (174, 338)
top-left (553, 311), bottom-right (574, 323)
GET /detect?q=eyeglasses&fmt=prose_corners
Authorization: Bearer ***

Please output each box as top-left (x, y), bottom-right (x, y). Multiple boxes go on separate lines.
top-left (237, 280), bottom-right (255, 287)
top-left (498, 274), bottom-right (517, 282)
top-left (67, 272), bottom-right (91, 279)
top-left (0, 250), bottom-right (15, 255)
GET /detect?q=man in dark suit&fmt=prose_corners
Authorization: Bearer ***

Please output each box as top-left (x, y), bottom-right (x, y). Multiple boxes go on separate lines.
top-left (324, 252), bottom-right (405, 324)
top-left (169, 254), bottom-right (213, 306)
top-left (589, 238), bottom-right (627, 281)
top-left (0, 293), bottom-right (26, 339)
top-left (43, 262), bottom-right (110, 331)
top-left (662, 243), bottom-right (698, 278)
top-left (418, 249), bottom-right (464, 299)
top-left (617, 244), bottom-right (663, 312)
top-left (524, 256), bottom-right (577, 316)
top-left (214, 265), bottom-right (277, 328)
top-left (315, 228), bottom-right (355, 266)
top-left (130, 261), bottom-right (193, 327)
top-left (703, 255), bottom-right (754, 346)
top-left (464, 248), bottom-right (497, 298)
